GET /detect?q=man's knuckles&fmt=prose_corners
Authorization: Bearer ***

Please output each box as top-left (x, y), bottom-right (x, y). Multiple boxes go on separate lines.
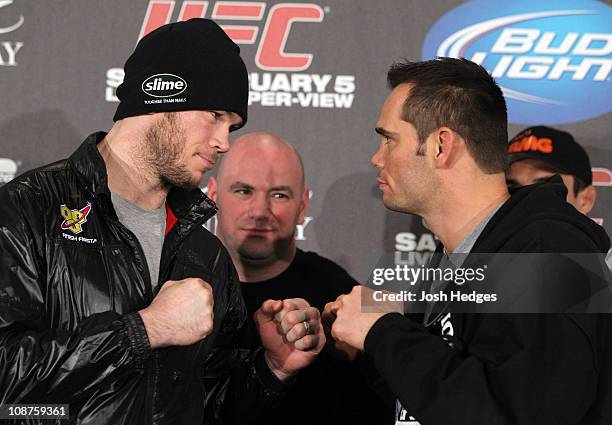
top-left (281, 310), bottom-right (306, 332)
top-left (285, 298), bottom-right (310, 309)
top-left (309, 307), bottom-right (320, 319)
top-left (330, 319), bottom-right (347, 341)
top-left (185, 277), bottom-right (212, 291)
top-left (286, 319), bottom-right (316, 342)
top-left (294, 334), bottom-right (318, 350)
top-left (199, 318), bottom-right (214, 337)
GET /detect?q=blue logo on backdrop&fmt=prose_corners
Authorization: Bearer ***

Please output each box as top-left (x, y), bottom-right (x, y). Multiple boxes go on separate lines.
top-left (423, 0), bottom-right (611, 125)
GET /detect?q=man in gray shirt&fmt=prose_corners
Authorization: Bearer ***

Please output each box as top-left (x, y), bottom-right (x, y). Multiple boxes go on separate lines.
top-left (0, 18), bottom-right (324, 424)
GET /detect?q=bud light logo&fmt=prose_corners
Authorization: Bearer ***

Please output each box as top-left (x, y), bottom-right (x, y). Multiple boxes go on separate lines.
top-left (142, 73), bottom-right (187, 98)
top-left (423, 0), bottom-right (612, 125)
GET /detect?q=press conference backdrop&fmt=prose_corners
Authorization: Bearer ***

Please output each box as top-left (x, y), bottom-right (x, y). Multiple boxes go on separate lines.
top-left (1, 0), bottom-right (610, 281)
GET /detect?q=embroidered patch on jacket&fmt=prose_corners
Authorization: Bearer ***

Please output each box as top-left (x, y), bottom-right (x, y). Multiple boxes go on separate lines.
top-left (60, 202), bottom-right (92, 234)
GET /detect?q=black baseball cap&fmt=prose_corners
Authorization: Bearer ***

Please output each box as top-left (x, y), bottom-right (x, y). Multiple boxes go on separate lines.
top-left (508, 126), bottom-right (592, 186)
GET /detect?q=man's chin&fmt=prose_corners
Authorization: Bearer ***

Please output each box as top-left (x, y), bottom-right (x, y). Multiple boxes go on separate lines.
top-left (381, 196), bottom-right (399, 212)
top-left (159, 172), bottom-right (202, 191)
top-left (237, 242), bottom-right (274, 262)
top-left (382, 197), bottom-right (415, 215)
top-left (181, 177), bottom-right (202, 191)
top-left (238, 252), bottom-right (276, 267)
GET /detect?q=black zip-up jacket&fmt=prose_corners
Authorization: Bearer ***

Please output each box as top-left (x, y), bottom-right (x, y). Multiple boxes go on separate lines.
top-left (364, 178), bottom-right (612, 425)
top-left (0, 132), bottom-right (287, 424)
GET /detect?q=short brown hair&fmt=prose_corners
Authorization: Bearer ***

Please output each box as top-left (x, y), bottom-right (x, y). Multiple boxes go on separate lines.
top-left (388, 57), bottom-right (508, 173)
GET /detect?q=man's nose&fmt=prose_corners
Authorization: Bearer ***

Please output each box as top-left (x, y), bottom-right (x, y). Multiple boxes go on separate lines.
top-left (371, 143), bottom-right (384, 169)
top-left (211, 127), bottom-right (230, 154)
top-left (248, 193), bottom-right (271, 219)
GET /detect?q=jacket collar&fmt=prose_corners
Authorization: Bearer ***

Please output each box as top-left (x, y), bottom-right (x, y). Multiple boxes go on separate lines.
top-left (67, 131), bottom-right (217, 222)
top-left (68, 132), bottom-right (111, 198)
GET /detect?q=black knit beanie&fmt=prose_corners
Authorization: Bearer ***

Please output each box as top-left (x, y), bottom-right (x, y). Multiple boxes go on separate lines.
top-left (113, 18), bottom-right (248, 129)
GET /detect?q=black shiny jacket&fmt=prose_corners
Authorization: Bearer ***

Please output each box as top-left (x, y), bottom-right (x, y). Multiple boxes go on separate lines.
top-left (0, 132), bottom-right (286, 424)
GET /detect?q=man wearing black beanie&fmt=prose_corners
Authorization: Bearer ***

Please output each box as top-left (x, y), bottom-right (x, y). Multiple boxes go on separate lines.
top-left (0, 18), bottom-right (324, 425)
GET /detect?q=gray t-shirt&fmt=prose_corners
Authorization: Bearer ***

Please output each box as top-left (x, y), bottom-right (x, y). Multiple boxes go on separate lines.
top-left (111, 192), bottom-right (166, 288)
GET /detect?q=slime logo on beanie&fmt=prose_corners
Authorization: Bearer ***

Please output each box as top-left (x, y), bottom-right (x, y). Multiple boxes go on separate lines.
top-left (113, 18), bottom-right (249, 127)
top-left (142, 73), bottom-right (188, 98)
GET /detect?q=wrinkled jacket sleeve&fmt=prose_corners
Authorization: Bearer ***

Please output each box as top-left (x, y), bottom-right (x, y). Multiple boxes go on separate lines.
top-left (0, 182), bottom-right (151, 404)
top-left (200, 255), bottom-right (289, 425)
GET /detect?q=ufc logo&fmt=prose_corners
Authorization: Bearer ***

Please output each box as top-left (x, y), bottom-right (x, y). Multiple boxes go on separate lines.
top-left (139, 1), bottom-right (324, 71)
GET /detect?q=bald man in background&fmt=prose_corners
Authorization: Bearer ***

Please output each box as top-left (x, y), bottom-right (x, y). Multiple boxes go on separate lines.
top-left (208, 132), bottom-right (393, 424)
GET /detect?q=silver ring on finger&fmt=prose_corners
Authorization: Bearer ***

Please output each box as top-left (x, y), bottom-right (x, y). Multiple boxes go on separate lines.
top-left (303, 321), bottom-right (312, 335)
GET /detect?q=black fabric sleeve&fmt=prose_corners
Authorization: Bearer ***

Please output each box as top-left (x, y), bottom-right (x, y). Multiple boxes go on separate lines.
top-left (364, 312), bottom-right (598, 425)
top-left (204, 258), bottom-right (289, 425)
top-left (350, 351), bottom-right (396, 407)
top-left (0, 183), bottom-right (152, 404)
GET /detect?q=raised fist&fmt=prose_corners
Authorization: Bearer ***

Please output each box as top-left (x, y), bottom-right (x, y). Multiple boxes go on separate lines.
top-left (139, 278), bottom-right (214, 348)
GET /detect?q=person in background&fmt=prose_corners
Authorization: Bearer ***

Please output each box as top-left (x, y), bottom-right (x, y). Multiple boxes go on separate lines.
top-left (506, 125), bottom-right (597, 215)
top-left (208, 131), bottom-right (393, 424)
top-left (505, 126), bottom-right (612, 271)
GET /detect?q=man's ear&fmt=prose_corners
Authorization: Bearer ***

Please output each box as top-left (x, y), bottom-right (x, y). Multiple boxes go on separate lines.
top-left (297, 186), bottom-right (310, 224)
top-left (432, 127), bottom-right (461, 168)
top-left (576, 185), bottom-right (597, 215)
top-left (207, 177), bottom-right (218, 202)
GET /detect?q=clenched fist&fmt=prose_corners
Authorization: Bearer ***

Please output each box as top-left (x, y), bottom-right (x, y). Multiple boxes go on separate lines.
top-left (325, 285), bottom-right (401, 352)
top-left (139, 278), bottom-right (214, 348)
top-left (255, 298), bottom-right (325, 381)
top-left (322, 301), bottom-right (359, 361)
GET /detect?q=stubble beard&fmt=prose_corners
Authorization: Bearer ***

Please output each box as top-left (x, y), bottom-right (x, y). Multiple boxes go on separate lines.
top-left (388, 147), bottom-right (431, 216)
top-left (141, 112), bottom-right (199, 191)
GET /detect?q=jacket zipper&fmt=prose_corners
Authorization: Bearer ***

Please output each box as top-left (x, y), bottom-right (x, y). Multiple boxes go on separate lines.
top-left (157, 205), bottom-right (218, 288)
top-left (104, 215), bottom-right (156, 424)
top-left (112, 202), bottom-right (218, 424)
top-left (150, 205), bottom-right (218, 424)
